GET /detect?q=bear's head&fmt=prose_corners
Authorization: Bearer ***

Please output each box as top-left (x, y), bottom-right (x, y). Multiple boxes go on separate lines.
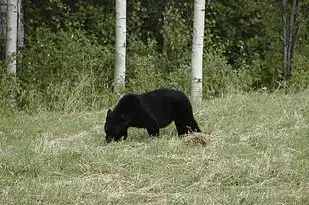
top-left (104, 109), bottom-right (130, 143)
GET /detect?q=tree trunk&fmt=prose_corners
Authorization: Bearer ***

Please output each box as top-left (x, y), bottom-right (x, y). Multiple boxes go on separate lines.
top-left (162, 15), bottom-right (168, 56)
top-left (0, 0), bottom-right (7, 59)
top-left (191, 0), bottom-right (206, 103)
top-left (281, 0), bottom-right (288, 81)
top-left (6, 0), bottom-right (18, 75)
top-left (114, 0), bottom-right (126, 92)
top-left (289, 0), bottom-right (300, 74)
top-left (281, 0), bottom-right (300, 81)
top-left (0, 0), bottom-right (6, 39)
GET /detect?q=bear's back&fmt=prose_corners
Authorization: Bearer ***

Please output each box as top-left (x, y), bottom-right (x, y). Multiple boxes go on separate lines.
top-left (140, 89), bottom-right (188, 127)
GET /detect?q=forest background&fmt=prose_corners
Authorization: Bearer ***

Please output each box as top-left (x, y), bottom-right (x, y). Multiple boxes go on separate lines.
top-left (0, 0), bottom-right (309, 111)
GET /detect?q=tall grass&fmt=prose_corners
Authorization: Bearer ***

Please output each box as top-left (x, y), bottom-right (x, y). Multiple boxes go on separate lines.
top-left (18, 74), bottom-right (116, 112)
top-left (1, 90), bottom-right (309, 204)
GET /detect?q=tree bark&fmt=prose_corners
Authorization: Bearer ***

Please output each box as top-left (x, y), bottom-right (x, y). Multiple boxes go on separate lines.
top-left (0, 0), bottom-right (6, 41)
top-left (281, 0), bottom-right (300, 81)
top-left (0, 0), bottom-right (7, 60)
top-left (191, 0), bottom-right (206, 103)
top-left (162, 15), bottom-right (168, 56)
top-left (114, 0), bottom-right (126, 92)
top-left (281, 0), bottom-right (288, 81)
top-left (290, 0), bottom-right (300, 75)
top-left (6, 0), bottom-right (18, 75)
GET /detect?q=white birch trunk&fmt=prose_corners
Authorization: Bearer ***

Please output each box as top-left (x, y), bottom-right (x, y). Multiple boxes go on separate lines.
top-left (6, 0), bottom-right (18, 75)
top-left (191, 0), bottom-right (205, 103)
top-left (114, 0), bottom-right (126, 91)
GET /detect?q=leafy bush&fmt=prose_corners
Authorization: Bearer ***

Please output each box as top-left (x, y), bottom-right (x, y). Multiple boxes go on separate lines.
top-left (165, 62), bottom-right (191, 94)
top-left (125, 38), bottom-right (190, 94)
top-left (288, 52), bottom-right (309, 92)
top-left (0, 61), bottom-right (11, 98)
top-left (126, 52), bottom-right (167, 93)
top-left (230, 48), bottom-right (283, 92)
top-left (202, 48), bottom-right (235, 98)
top-left (0, 61), bottom-right (17, 110)
top-left (126, 44), bottom-right (239, 99)
top-left (18, 28), bottom-right (115, 111)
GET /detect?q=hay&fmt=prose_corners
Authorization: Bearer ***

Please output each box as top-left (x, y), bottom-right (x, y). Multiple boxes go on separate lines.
top-left (181, 132), bottom-right (214, 146)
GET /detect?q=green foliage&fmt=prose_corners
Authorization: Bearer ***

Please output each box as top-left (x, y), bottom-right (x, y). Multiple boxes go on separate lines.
top-left (127, 0), bottom-right (147, 41)
top-left (0, 61), bottom-right (17, 111)
top-left (126, 52), bottom-right (166, 93)
top-left (161, 4), bottom-right (191, 59)
top-left (288, 51), bottom-right (309, 92)
top-left (232, 49), bottom-right (283, 91)
top-left (125, 38), bottom-right (191, 95)
top-left (0, 0), bottom-right (308, 112)
top-left (125, 44), bottom-right (238, 99)
top-left (0, 61), bottom-right (11, 98)
top-left (203, 48), bottom-right (234, 98)
top-left (18, 28), bottom-right (115, 111)
top-left (165, 62), bottom-right (191, 94)
top-left (207, 0), bottom-right (280, 66)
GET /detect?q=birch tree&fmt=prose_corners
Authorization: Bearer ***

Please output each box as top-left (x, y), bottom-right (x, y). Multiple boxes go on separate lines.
top-left (114, 0), bottom-right (126, 92)
top-left (191, 0), bottom-right (206, 103)
top-left (281, 0), bottom-right (301, 81)
top-left (6, 0), bottom-right (18, 75)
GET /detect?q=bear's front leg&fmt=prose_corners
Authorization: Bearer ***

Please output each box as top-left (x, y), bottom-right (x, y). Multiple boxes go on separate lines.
top-left (114, 128), bottom-right (128, 142)
top-left (122, 129), bottom-right (128, 140)
top-left (147, 128), bottom-right (160, 138)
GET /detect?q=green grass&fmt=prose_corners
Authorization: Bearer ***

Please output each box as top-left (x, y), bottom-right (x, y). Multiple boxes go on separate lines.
top-left (1, 91), bottom-right (309, 204)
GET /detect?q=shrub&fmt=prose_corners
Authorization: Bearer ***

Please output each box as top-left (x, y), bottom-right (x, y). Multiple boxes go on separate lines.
top-left (125, 38), bottom-right (192, 95)
top-left (126, 44), bottom-right (239, 99)
top-left (126, 52), bottom-right (167, 93)
top-left (18, 28), bottom-right (115, 111)
top-left (202, 48), bottom-right (235, 98)
top-left (0, 61), bottom-right (11, 98)
top-left (288, 53), bottom-right (309, 92)
top-left (0, 60), bottom-right (17, 111)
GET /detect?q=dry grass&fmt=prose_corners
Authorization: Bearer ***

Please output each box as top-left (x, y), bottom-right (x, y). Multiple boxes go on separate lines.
top-left (182, 132), bottom-right (216, 147)
top-left (1, 91), bottom-right (309, 204)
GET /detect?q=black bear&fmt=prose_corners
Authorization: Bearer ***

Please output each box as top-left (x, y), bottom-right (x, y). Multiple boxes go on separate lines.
top-left (104, 88), bottom-right (201, 143)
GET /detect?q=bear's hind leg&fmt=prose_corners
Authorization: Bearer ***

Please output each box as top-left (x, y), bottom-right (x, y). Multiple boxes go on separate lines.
top-left (175, 119), bottom-right (201, 137)
top-left (175, 122), bottom-right (189, 136)
top-left (189, 119), bottom-right (201, 132)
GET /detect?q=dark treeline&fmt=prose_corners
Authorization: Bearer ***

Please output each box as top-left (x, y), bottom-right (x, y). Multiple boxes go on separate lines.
top-left (0, 0), bottom-right (309, 111)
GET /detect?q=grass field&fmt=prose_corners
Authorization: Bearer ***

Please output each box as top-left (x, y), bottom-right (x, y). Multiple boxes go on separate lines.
top-left (1, 91), bottom-right (309, 204)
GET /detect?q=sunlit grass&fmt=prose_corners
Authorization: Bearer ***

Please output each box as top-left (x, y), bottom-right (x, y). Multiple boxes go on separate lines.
top-left (1, 90), bottom-right (309, 204)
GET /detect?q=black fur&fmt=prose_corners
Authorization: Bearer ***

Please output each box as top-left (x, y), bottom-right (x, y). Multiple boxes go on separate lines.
top-left (104, 88), bottom-right (201, 143)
